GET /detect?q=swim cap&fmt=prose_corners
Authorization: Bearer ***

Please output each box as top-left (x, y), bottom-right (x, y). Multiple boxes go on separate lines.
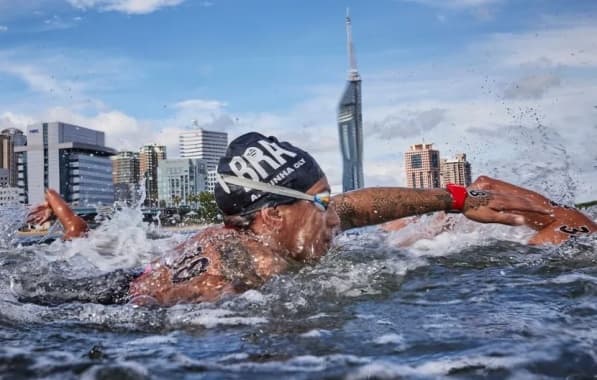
top-left (215, 132), bottom-right (325, 216)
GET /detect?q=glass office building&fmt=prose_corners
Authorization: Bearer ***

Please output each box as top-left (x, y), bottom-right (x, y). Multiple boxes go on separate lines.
top-left (16, 122), bottom-right (116, 205)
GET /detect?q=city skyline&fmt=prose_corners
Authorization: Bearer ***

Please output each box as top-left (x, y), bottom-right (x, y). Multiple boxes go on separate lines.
top-left (1, 1), bottom-right (596, 201)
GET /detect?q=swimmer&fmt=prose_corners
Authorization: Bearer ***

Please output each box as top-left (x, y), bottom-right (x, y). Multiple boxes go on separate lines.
top-left (24, 132), bottom-right (550, 306)
top-left (382, 176), bottom-right (596, 246)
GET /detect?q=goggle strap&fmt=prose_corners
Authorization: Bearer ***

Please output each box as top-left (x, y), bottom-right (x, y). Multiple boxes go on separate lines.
top-left (220, 175), bottom-right (315, 202)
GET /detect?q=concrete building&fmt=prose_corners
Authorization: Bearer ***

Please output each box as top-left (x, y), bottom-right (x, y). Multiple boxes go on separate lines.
top-left (0, 186), bottom-right (20, 206)
top-left (179, 128), bottom-right (228, 172)
top-left (440, 153), bottom-right (472, 188)
top-left (404, 143), bottom-right (441, 189)
top-left (0, 128), bottom-right (26, 187)
top-left (111, 151), bottom-right (141, 204)
top-left (337, 10), bottom-right (364, 192)
top-left (15, 122), bottom-right (116, 205)
top-left (157, 158), bottom-right (207, 207)
top-left (139, 144), bottom-right (166, 207)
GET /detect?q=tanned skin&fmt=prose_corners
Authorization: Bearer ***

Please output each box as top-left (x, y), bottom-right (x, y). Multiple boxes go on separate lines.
top-left (28, 177), bottom-right (552, 306)
top-left (382, 176), bottom-right (596, 246)
top-left (27, 189), bottom-right (89, 240)
top-left (470, 176), bottom-right (596, 245)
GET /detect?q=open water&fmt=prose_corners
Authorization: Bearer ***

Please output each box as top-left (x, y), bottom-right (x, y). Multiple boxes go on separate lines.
top-left (0, 202), bottom-right (595, 379)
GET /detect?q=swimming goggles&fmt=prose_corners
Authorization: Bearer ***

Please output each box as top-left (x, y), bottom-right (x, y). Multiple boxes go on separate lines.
top-left (219, 175), bottom-right (331, 211)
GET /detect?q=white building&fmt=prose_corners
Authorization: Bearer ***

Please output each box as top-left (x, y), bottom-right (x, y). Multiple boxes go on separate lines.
top-left (440, 153), bottom-right (472, 187)
top-left (0, 186), bottom-right (22, 206)
top-left (179, 129), bottom-right (228, 172)
top-left (15, 122), bottom-right (116, 205)
top-left (206, 169), bottom-right (218, 193)
top-left (157, 158), bottom-right (207, 207)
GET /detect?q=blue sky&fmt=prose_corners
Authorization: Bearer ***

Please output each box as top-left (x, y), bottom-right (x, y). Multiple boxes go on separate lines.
top-left (1, 0), bottom-right (596, 201)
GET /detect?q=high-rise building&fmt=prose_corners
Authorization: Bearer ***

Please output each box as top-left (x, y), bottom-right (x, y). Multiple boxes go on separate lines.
top-left (157, 158), bottom-right (207, 207)
top-left (440, 153), bottom-right (472, 188)
top-left (15, 122), bottom-right (116, 205)
top-left (179, 129), bottom-right (228, 172)
top-left (111, 151), bottom-right (141, 204)
top-left (0, 128), bottom-right (26, 187)
top-left (404, 143), bottom-right (441, 189)
top-left (139, 144), bottom-right (166, 206)
top-left (337, 10), bottom-right (364, 192)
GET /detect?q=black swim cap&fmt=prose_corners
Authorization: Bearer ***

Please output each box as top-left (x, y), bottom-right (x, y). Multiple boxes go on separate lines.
top-left (214, 132), bottom-right (325, 216)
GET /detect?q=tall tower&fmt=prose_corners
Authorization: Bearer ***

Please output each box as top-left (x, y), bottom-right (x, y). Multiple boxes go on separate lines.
top-left (139, 144), bottom-right (166, 206)
top-left (404, 143), bottom-right (441, 189)
top-left (337, 9), bottom-right (364, 192)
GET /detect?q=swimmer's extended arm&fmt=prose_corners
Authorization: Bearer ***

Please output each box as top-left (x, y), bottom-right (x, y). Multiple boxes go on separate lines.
top-left (332, 186), bottom-right (549, 231)
top-left (27, 189), bottom-right (89, 240)
top-left (470, 176), bottom-right (596, 245)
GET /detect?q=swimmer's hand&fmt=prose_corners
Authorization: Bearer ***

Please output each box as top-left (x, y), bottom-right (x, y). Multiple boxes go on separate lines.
top-left (461, 189), bottom-right (551, 226)
top-left (27, 202), bottom-right (55, 225)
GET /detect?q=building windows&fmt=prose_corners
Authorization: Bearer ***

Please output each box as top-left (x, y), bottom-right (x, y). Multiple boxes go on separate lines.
top-left (411, 154), bottom-right (422, 169)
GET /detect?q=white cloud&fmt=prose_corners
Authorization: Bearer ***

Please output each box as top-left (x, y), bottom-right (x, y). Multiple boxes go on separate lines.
top-left (0, 62), bottom-right (75, 96)
top-left (66, 0), bottom-right (185, 14)
top-left (0, 25), bottom-right (7, 32)
top-left (367, 108), bottom-right (447, 139)
top-left (475, 24), bottom-right (597, 68)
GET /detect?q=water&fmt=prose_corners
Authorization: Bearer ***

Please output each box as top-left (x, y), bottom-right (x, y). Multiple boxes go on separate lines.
top-left (0, 205), bottom-right (596, 379)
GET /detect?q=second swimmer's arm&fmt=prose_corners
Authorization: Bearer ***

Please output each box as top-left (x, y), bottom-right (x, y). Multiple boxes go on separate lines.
top-left (44, 189), bottom-right (89, 240)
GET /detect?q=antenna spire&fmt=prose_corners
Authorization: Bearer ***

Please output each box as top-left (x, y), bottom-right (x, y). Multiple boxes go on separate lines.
top-left (345, 8), bottom-right (360, 81)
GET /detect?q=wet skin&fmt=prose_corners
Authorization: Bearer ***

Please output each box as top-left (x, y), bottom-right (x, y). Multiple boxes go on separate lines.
top-left (382, 176), bottom-right (596, 246)
top-left (31, 176), bottom-right (556, 306)
top-left (470, 176), bottom-right (596, 245)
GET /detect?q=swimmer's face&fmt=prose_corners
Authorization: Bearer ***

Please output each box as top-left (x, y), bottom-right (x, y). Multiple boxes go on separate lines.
top-left (276, 177), bottom-right (341, 263)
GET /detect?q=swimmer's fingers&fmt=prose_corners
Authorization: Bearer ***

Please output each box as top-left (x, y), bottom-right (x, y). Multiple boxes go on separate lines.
top-left (487, 194), bottom-right (551, 215)
top-left (464, 208), bottom-right (525, 226)
top-left (467, 191), bottom-right (551, 215)
top-left (27, 202), bottom-right (54, 225)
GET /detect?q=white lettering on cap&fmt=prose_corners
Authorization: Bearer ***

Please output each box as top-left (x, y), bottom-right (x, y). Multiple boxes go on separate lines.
top-left (225, 139), bottom-right (300, 193)
top-left (243, 146), bottom-right (282, 178)
top-left (229, 157), bottom-right (260, 182)
top-left (258, 140), bottom-right (297, 166)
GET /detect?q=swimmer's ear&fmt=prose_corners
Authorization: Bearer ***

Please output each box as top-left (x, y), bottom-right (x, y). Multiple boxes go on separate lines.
top-left (259, 206), bottom-right (284, 229)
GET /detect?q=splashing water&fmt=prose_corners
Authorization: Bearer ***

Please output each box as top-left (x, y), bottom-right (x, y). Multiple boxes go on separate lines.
top-left (0, 202), bottom-right (28, 249)
top-left (473, 124), bottom-right (579, 204)
top-left (0, 178), bottom-right (595, 378)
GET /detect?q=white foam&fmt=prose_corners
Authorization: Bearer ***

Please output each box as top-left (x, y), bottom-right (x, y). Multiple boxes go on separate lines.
top-left (549, 272), bottom-right (597, 285)
top-left (300, 329), bottom-right (330, 338)
top-left (167, 307), bottom-right (268, 329)
top-left (127, 334), bottom-right (178, 346)
top-left (373, 333), bottom-right (405, 345)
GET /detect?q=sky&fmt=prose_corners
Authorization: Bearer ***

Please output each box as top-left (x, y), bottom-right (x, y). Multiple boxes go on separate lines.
top-left (0, 0), bottom-right (596, 201)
